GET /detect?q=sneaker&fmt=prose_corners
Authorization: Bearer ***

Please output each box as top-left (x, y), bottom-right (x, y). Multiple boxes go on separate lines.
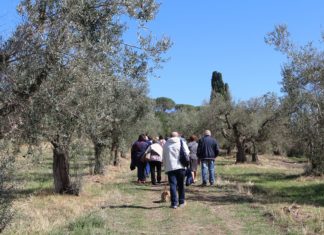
top-left (210, 182), bottom-right (214, 186)
top-left (179, 202), bottom-right (186, 208)
top-left (201, 182), bottom-right (207, 187)
top-left (170, 205), bottom-right (177, 209)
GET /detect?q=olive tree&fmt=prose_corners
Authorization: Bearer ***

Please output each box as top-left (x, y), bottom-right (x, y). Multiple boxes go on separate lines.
top-left (266, 25), bottom-right (324, 174)
top-left (0, 147), bottom-right (14, 232)
top-left (1, 0), bottom-right (171, 192)
top-left (83, 75), bottom-right (154, 173)
top-left (167, 106), bottom-right (202, 138)
top-left (208, 89), bottom-right (280, 163)
top-left (206, 69), bottom-right (281, 162)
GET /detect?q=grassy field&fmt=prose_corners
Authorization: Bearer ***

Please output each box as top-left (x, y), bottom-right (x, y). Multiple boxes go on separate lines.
top-left (2, 148), bottom-right (324, 235)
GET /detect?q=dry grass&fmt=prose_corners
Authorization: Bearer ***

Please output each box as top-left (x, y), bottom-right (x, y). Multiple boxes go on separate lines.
top-left (216, 176), bottom-right (254, 196)
top-left (218, 154), bottom-right (324, 235)
top-left (4, 157), bottom-right (133, 234)
top-left (3, 151), bottom-right (324, 235)
top-left (263, 203), bottom-right (324, 235)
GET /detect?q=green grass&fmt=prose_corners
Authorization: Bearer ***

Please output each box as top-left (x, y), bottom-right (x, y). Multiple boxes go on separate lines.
top-left (233, 203), bottom-right (281, 235)
top-left (216, 156), bottom-right (324, 235)
top-left (5, 151), bottom-right (324, 235)
top-left (13, 158), bottom-right (53, 197)
top-left (13, 145), bottom-right (93, 198)
top-left (217, 157), bottom-right (324, 207)
top-left (49, 214), bottom-right (106, 235)
top-left (67, 214), bottom-right (105, 233)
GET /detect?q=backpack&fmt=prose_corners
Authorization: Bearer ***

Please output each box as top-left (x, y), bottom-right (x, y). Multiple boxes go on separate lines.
top-left (179, 139), bottom-right (190, 167)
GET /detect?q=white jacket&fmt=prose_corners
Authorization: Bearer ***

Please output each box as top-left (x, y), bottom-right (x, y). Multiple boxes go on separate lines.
top-left (163, 137), bottom-right (190, 173)
top-left (145, 143), bottom-right (163, 162)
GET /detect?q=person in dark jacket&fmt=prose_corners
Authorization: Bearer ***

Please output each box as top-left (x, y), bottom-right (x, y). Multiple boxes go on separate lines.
top-left (197, 130), bottom-right (219, 186)
top-left (131, 134), bottom-right (149, 183)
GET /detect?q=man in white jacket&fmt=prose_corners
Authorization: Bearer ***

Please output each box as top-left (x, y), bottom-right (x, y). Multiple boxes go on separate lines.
top-left (163, 132), bottom-right (190, 209)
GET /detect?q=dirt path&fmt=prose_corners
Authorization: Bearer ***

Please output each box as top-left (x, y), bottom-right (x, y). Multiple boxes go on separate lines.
top-left (4, 156), bottom-right (288, 235)
top-left (95, 159), bottom-right (280, 235)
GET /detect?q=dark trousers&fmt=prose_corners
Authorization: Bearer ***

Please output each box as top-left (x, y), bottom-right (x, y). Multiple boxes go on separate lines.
top-left (167, 169), bottom-right (186, 207)
top-left (136, 160), bottom-right (146, 181)
top-left (149, 161), bottom-right (162, 184)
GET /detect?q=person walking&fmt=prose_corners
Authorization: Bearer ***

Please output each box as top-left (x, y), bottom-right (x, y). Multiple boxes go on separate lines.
top-left (158, 135), bottom-right (166, 146)
top-left (188, 135), bottom-right (199, 183)
top-left (145, 139), bottom-right (163, 185)
top-left (131, 134), bottom-right (149, 183)
top-left (197, 130), bottom-right (219, 186)
top-left (163, 132), bottom-right (190, 209)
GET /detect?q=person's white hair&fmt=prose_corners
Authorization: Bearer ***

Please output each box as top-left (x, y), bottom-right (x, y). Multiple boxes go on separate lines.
top-left (171, 131), bottom-right (179, 137)
top-left (204, 130), bottom-right (211, 136)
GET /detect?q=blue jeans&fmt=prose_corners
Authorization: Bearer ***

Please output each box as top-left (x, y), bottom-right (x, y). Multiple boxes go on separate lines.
top-left (201, 159), bottom-right (215, 185)
top-left (167, 169), bottom-right (186, 207)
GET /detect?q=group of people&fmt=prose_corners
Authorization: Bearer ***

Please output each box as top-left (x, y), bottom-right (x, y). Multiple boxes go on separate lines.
top-left (130, 130), bottom-right (219, 209)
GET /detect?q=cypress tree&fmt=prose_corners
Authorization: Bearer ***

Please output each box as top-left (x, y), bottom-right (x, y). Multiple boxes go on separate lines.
top-left (210, 71), bottom-right (229, 102)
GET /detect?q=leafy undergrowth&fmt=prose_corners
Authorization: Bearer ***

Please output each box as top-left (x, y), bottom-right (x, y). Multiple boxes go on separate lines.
top-left (3, 150), bottom-right (324, 235)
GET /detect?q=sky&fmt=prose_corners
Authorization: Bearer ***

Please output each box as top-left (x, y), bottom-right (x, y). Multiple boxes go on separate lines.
top-left (1, 1), bottom-right (324, 106)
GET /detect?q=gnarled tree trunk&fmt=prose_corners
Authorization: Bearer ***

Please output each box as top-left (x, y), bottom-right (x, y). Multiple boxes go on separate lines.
top-left (94, 142), bottom-right (105, 175)
top-left (226, 146), bottom-right (232, 155)
top-left (52, 143), bottom-right (73, 194)
top-left (113, 146), bottom-right (119, 166)
top-left (236, 141), bottom-right (247, 163)
top-left (233, 124), bottom-right (247, 163)
top-left (251, 141), bottom-right (259, 163)
top-left (110, 141), bottom-right (119, 166)
top-left (110, 134), bottom-right (120, 166)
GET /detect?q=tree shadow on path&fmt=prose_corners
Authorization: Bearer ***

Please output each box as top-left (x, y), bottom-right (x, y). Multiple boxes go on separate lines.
top-left (102, 204), bottom-right (165, 210)
top-left (186, 186), bottom-right (254, 205)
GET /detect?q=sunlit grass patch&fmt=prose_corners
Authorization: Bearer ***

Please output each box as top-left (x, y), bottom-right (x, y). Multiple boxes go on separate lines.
top-left (217, 155), bottom-right (324, 205)
top-left (262, 203), bottom-right (324, 235)
top-left (233, 203), bottom-right (281, 235)
top-left (67, 214), bottom-right (105, 234)
top-left (48, 213), bottom-right (106, 235)
top-left (216, 155), bottom-right (324, 234)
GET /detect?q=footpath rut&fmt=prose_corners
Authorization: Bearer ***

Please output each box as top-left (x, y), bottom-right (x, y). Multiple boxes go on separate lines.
top-left (98, 160), bottom-right (278, 235)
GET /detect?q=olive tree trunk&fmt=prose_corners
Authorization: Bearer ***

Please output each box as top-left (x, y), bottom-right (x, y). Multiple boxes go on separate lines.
top-left (52, 142), bottom-right (73, 194)
top-left (109, 134), bottom-right (120, 166)
top-left (233, 124), bottom-right (247, 163)
top-left (251, 142), bottom-right (259, 163)
top-left (226, 146), bottom-right (232, 155)
top-left (113, 146), bottom-right (119, 166)
top-left (94, 142), bottom-right (105, 175)
top-left (235, 141), bottom-right (247, 163)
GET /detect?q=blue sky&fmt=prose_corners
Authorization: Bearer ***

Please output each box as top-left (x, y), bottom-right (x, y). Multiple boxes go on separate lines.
top-left (147, 0), bottom-right (324, 105)
top-left (1, 1), bottom-right (324, 106)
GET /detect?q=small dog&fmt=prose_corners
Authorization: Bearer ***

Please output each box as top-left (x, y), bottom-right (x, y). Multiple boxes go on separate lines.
top-left (160, 190), bottom-right (170, 202)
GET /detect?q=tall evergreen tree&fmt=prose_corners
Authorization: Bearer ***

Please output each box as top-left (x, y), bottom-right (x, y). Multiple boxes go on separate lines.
top-left (210, 71), bottom-right (229, 102)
